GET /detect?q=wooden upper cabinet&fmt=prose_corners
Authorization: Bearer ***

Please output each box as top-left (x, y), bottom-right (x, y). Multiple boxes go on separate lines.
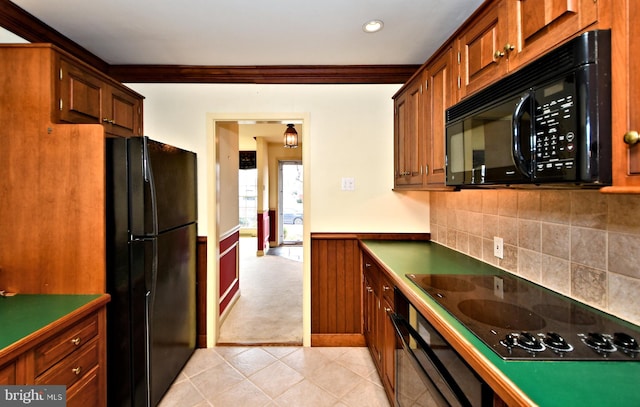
top-left (601, 0), bottom-right (640, 192)
top-left (59, 59), bottom-right (103, 124)
top-left (506, 0), bottom-right (598, 69)
top-left (58, 56), bottom-right (143, 137)
top-left (457, 0), bottom-right (509, 99)
top-left (393, 48), bottom-right (457, 190)
top-left (394, 75), bottom-right (424, 188)
top-left (425, 48), bottom-right (455, 187)
top-left (458, 0), bottom-right (598, 99)
top-left (105, 85), bottom-right (143, 137)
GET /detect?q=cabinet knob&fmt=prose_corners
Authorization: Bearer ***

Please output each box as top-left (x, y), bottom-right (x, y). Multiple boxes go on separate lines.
top-left (72, 366), bottom-right (82, 375)
top-left (624, 131), bottom-right (640, 145)
top-left (366, 286), bottom-right (373, 293)
top-left (71, 337), bottom-right (81, 346)
top-left (383, 285), bottom-right (390, 292)
top-left (365, 263), bottom-right (371, 268)
top-left (504, 43), bottom-right (515, 53)
top-left (384, 307), bottom-right (392, 313)
top-left (494, 50), bottom-right (505, 59)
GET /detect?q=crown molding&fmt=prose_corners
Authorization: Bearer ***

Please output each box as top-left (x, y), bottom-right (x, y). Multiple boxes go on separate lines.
top-left (1, 0), bottom-right (418, 84)
top-left (107, 64), bottom-right (420, 84)
top-left (0, 0), bottom-right (109, 71)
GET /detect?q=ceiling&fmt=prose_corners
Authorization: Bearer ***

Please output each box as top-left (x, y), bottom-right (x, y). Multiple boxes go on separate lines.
top-left (8, 0), bottom-right (484, 66)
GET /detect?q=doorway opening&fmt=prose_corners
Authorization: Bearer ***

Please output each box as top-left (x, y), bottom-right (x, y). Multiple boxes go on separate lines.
top-left (212, 117), bottom-right (307, 346)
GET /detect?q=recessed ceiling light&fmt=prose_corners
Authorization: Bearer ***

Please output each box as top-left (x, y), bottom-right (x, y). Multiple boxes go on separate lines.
top-left (362, 20), bottom-right (384, 33)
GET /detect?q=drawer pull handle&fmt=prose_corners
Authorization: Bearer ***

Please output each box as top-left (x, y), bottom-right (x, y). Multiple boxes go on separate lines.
top-left (72, 367), bottom-right (82, 375)
top-left (71, 337), bottom-right (81, 346)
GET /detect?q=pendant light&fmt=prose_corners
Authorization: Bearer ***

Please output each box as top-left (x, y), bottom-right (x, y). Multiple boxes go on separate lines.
top-left (284, 123), bottom-right (299, 148)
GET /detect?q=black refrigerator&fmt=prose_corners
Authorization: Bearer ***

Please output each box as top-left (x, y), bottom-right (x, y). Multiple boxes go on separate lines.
top-left (106, 136), bottom-right (197, 407)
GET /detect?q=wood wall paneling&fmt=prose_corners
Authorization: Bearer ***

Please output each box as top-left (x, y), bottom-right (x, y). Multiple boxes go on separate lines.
top-left (310, 233), bottom-right (429, 346)
top-left (311, 237), bottom-right (361, 335)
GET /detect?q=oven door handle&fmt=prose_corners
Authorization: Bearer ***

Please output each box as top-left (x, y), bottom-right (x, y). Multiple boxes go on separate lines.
top-left (512, 91), bottom-right (532, 179)
top-left (391, 313), bottom-right (471, 407)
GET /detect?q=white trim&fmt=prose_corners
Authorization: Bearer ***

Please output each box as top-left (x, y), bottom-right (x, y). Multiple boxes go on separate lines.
top-left (206, 112), bottom-right (311, 347)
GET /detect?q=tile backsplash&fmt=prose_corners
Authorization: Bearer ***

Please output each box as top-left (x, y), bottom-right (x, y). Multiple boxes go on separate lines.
top-left (430, 189), bottom-right (640, 326)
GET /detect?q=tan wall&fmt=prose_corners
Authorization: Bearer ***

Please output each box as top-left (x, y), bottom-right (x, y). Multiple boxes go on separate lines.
top-left (217, 121), bottom-right (240, 235)
top-left (430, 189), bottom-right (640, 326)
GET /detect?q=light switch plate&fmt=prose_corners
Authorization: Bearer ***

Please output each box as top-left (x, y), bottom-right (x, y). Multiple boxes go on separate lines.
top-left (341, 177), bottom-right (355, 191)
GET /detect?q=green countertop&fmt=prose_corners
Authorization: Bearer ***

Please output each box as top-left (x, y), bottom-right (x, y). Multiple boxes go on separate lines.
top-left (0, 294), bottom-right (103, 351)
top-left (362, 240), bottom-right (640, 407)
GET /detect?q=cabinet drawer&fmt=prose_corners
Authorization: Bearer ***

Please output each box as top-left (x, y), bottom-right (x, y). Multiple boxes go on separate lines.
top-left (381, 274), bottom-right (394, 305)
top-left (67, 365), bottom-right (101, 407)
top-left (363, 254), bottom-right (380, 289)
top-left (34, 314), bottom-right (98, 375)
top-left (35, 338), bottom-right (99, 387)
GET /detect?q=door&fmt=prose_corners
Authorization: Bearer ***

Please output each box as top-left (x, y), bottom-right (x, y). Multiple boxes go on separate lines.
top-left (149, 224), bottom-right (197, 407)
top-left (279, 160), bottom-right (303, 244)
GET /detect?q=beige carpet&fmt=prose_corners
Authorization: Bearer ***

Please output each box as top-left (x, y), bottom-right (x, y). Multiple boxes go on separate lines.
top-left (217, 238), bottom-right (303, 345)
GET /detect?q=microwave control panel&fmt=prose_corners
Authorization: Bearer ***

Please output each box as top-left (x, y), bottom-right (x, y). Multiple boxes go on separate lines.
top-left (533, 80), bottom-right (578, 180)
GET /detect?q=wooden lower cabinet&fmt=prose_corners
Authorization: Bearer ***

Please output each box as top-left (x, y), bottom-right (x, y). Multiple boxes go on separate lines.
top-left (0, 300), bottom-right (107, 406)
top-left (363, 252), bottom-right (395, 404)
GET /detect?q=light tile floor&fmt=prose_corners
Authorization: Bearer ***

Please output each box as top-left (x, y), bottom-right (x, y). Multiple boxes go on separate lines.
top-left (159, 346), bottom-right (391, 407)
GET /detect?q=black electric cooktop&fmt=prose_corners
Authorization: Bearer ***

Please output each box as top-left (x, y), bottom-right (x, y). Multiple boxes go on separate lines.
top-left (407, 272), bottom-right (640, 361)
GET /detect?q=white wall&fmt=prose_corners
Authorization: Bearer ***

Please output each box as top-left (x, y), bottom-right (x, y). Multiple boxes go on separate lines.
top-left (127, 83), bottom-right (431, 236)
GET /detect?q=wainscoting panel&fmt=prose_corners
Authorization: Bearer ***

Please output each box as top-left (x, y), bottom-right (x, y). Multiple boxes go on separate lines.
top-left (219, 229), bottom-right (240, 316)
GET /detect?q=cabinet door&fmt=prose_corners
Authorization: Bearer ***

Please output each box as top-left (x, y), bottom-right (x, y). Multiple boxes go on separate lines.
top-left (363, 272), bottom-right (378, 366)
top-left (458, 0), bottom-right (509, 98)
top-left (394, 76), bottom-right (424, 188)
top-left (0, 362), bottom-right (16, 385)
top-left (506, 0), bottom-right (598, 69)
top-left (104, 86), bottom-right (142, 137)
top-left (604, 0), bottom-right (640, 191)
top-left (59, 59), bottom-right (103, 124)
top-left (425, 49), bottom-right (454, 186)
top-left (381, 297), bottom-right (396, 397)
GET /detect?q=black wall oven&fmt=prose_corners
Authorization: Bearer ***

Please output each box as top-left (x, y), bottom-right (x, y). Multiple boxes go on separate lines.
top-left (391, 289), bottom-right (494, 407)
top-left (445, 30), bottom-right (611, 188)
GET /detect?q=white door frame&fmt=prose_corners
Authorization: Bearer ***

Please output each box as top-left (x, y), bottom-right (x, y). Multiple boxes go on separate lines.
top-left (206, 112), bottom-right (311, 347)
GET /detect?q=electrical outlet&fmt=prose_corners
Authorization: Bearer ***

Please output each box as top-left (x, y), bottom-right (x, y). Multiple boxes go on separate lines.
top-left (493, 236), bottom-right (504, 259)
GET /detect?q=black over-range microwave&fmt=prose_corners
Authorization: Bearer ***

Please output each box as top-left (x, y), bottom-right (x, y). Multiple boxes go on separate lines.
top-left (445, 30), bottom-right (611, 188)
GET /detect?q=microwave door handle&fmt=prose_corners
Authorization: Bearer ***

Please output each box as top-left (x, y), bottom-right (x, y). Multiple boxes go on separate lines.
top-left (512, 92), bottom-right (532, 178)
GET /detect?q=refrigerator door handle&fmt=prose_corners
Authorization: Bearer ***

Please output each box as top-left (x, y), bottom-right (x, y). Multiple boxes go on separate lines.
top-left (143, 137), bottom-right (160, 237)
